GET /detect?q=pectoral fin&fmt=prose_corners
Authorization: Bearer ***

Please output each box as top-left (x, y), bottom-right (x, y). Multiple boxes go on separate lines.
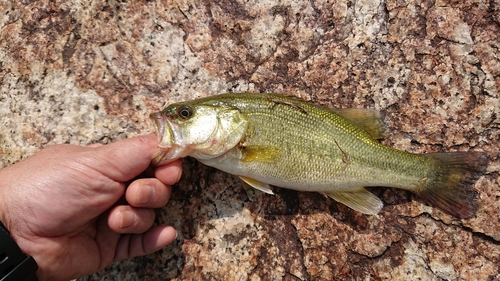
top-left (241, 145), bottom-right (281, 163)
top-left (329, 108), bottom-right (386, 139)
top-left (323, 188), bottom-right (383, 215)
top-left (239, 176), bottom-right (274, 195)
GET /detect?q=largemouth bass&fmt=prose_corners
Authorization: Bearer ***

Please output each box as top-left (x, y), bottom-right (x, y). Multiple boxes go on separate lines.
top-left (150, 93), bottom-right (488, 218)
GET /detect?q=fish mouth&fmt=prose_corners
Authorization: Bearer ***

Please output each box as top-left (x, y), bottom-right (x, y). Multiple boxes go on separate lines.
top-left (149, 110), bottom-right (193, 165)
top-left (150, 112), bottom-right (174, 166)
top-left (150, 112), bottom-right (165, 146)
top-left (149, 111), bottom-right (175, 148)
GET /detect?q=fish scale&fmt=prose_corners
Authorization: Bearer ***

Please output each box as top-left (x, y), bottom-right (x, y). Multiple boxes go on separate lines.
top-left (151, 93), bottom-right (488, 218)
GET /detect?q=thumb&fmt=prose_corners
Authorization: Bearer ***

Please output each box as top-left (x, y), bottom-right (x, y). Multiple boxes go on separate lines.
top-left (92, 134), bottom-right (160, 182)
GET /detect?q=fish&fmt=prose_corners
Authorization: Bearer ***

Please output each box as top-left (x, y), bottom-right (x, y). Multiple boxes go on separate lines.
top-left (150, 93), bottom-right (488, 218)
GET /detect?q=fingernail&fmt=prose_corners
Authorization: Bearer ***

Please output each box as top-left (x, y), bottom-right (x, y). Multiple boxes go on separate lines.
top-left (120, 210), bottom-right (136, 229)
top-left (137, 184), bottom-right (156, 204)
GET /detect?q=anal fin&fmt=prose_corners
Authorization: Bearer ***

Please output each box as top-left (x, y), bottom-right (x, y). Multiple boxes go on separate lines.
top-left (323, 188), bottom-right (383, 215)
top-left (239, 176), bottom-right (274, 195)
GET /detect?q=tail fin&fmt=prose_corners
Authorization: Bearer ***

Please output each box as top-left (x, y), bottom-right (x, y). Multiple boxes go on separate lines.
top-left (416, 151), bottom-right (488, 218)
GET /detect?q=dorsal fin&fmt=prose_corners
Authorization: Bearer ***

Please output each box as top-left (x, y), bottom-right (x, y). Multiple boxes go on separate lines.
top-left (329, 108), bottom-right (386, 139)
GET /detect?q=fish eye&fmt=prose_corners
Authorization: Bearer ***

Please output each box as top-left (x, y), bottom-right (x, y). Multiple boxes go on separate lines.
top-left (177, 106), bottom-right (193, 119)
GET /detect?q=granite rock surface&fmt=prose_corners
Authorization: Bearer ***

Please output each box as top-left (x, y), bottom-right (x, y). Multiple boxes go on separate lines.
top-left (1, 0), bottom-right (499, 280)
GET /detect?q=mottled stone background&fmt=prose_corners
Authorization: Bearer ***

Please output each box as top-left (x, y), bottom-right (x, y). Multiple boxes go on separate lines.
top-left (1, 0), bottom-right (499, 280)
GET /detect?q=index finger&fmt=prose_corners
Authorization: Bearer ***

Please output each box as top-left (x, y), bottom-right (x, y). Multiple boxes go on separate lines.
top-left (154, 159), bottom-right (183, 186)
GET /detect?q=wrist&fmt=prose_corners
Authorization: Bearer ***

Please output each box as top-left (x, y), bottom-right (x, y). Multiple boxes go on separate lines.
top-left (0, 221), bottom-right (39, 281)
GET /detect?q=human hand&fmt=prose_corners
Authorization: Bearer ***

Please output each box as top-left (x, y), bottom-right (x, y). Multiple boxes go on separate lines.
top-left (0, 135), bottom-right (182, 281)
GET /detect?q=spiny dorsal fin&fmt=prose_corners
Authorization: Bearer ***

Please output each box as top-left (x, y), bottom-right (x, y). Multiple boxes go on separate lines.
top-left (323, 188), bottom-right (383, 215)
top-left (329, 108), bottom-right (386, 139)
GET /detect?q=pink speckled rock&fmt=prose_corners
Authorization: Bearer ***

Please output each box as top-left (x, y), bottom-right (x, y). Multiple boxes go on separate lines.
top-left (1, 0), bottom-right (499, 280)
